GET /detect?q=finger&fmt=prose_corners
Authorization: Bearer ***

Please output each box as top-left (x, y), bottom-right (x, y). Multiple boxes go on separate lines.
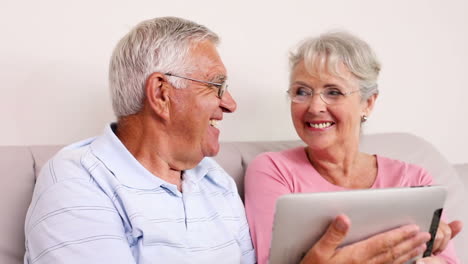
top-left (432, 222), bottom-right (448, 254)
top-left (448, 220), bottom-right (463, 239)
top-left (362, 224), bottom-right (423, 257)
top-left (300, 215), bottom-right (351, 263)
top-left (416, 255), bottom-right (446, 264)
top-left (368, 231), bottom-right (430, 264)
top-left (437, 224), bottom-right (451, 255)
top-left (392, 244), bottom-right (426, 264)
top-left (314, 214), bottom-right (351, 253)
top-left (432, 227), bottom-right (442, 253)
top-left (433, 221), bottom-right (455, 255)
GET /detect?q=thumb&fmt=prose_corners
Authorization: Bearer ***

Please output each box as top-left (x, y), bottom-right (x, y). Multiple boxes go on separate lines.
top-left (315, 214), bottom-right (351, 253)
top-left (448, 220), bottom-right (463, 239)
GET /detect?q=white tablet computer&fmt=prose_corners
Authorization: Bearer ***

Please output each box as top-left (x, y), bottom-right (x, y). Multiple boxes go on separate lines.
top-left (269, 185), bottom-right (446, 264)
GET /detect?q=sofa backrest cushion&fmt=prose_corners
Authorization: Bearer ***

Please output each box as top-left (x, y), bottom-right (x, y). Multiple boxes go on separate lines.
top-left (0, 133), bottom-right (466, 264)
top-left (0, 147), bottom-right (35, 264)
top-left (359, 133), bottom-right (467, 259)
top-left (214, 141), bottom-right (304, 199)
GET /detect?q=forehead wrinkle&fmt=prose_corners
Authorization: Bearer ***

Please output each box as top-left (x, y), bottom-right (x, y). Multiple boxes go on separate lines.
top-left (188, 41), bottom-right (226, 81)
top-left (192, 56), bottom-right (226, 82)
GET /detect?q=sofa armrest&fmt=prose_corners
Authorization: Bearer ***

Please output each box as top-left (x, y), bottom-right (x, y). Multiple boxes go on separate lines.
top-left (454, 163), bottom-right (468, 187)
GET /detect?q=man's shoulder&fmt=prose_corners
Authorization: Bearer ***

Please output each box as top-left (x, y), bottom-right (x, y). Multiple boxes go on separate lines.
top-left (36, 137), bottom-right (98, 189)
top-left (26, 137), bottom-right (115, 230)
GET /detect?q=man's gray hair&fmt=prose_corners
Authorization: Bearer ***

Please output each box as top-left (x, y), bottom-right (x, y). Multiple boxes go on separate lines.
top-left (109, 17), bottom-right (219, 118)
top-left (289, 31), bottom-right (381, 100)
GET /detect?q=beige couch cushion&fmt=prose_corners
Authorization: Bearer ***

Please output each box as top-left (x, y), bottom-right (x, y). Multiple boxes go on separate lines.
top-left (1, 134), bottom-right (466, 264)
top-left (30, 146), bottom-right (63, 178)
top-left (361, 133), bottom-right (467, 260)
top-left (0, 147), bottom-right (35, 264)
top-left (214, 141), bottom-right (304, 199)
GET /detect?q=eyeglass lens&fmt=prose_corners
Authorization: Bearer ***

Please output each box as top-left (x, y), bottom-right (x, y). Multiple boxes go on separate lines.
top-left (288, 87), bottom-right (351, 105)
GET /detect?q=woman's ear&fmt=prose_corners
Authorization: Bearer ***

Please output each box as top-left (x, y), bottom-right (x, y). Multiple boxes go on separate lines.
top-left (362, 92), bottom-right (378, 116)
top-left (145, 72), bottom-right (171, 120)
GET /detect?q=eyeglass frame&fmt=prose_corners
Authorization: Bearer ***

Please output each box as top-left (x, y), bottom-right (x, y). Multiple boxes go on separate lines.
top-left (286, 86), bottom-right (362, 105)
top-left (164, 72), bottom-right (227, 98)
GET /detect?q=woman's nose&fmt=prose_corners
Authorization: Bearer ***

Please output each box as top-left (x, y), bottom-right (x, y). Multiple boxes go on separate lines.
top-left (307, 93), bottom-right (327, 113)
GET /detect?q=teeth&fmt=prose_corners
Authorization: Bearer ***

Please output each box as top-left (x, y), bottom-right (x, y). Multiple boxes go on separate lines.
top-left (309, 122), bottom-right (332, 129)
top-left (209, 119), bottom-right (218, 127)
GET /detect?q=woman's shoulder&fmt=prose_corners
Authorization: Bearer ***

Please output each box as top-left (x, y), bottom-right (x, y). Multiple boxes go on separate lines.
top-left (250, 146), bottom-right (306, 165)
top-left (246, 146), bottom-right (308, 176)
top-left (245, 147), bottom-right (310, 188)
top-left (375, 155), bottom-right (432, 186)
top-left (377, 155), bottom-right (427, 172)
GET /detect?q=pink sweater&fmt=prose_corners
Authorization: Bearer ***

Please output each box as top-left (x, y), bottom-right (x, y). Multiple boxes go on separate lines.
top-left (244, 146), bottom-right (459, 264)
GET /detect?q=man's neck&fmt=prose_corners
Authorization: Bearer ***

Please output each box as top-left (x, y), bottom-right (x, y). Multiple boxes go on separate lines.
top-left (115, 115), bottom-right (184, 191)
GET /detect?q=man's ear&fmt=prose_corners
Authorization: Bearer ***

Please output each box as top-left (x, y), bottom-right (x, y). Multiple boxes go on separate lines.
top-left (145, 72), bottom-right (171, 120)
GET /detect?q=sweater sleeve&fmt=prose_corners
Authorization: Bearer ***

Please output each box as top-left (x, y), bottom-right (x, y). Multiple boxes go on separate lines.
top-left (244, 153), bottom-right (293, 264)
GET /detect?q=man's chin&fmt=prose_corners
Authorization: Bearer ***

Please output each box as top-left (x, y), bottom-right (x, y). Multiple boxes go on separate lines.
top-left (202, 129), bottom-right (221, 157)
top-left (203, 141), bottom-right (220, 157)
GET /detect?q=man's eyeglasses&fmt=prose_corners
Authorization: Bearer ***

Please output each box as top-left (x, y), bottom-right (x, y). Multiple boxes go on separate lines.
top-left (165, 73), bottom-right (227, 98)
top-left (287, 86), bottom-right (361, 105)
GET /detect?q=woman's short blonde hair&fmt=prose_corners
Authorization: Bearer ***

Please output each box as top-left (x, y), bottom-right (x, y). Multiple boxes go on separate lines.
top-left (289, 31), bottom-right (381, 100)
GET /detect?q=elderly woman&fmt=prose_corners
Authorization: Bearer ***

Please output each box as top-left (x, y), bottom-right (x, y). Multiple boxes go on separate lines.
top-left (244, 31), bottom-right (462, 264)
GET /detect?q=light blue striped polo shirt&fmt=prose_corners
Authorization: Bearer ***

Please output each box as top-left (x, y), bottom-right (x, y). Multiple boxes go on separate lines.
top-left (24, 124), bottom-right (256, 264)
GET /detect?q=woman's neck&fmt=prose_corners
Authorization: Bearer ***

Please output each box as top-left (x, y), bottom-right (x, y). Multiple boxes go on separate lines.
top-left (305, 145), bottom-right (377, 189)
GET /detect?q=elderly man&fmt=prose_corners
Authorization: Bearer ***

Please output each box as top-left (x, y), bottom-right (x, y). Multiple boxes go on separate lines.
top-left (24, 17), bottom-right (432, 264)
top-left (24, 17), bottom-right (253, 264)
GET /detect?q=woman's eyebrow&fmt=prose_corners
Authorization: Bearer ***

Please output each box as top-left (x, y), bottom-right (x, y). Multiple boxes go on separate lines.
top-left (291, 81), bottom-right (313, 88)
top-left (323, 83), bottom-right (343, 89)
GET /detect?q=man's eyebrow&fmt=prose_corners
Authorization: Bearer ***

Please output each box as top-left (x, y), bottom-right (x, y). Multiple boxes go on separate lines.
top-left (211, 74), bottom-right (227, 83)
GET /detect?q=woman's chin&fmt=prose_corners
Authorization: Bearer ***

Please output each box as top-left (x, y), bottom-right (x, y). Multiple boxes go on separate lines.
top-left (307, 144), bottom-right (331, 152)
top-left (304, 138), bottom-right (336, 152)
top-left (300, 134), bottom-right (334, 150)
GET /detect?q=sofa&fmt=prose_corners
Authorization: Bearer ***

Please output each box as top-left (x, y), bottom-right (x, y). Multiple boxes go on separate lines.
top-left (1, 132), bottom-right (467, 264)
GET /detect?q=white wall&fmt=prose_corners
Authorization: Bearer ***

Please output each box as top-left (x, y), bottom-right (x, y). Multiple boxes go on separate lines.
top-left (1, 0), bottom-right (467, 163)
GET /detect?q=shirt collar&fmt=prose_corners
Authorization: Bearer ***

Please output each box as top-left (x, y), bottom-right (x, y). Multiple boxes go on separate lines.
top-left (90, 123), bottom-right (165, 190)
top-left (89, 123), bottom-right (230, 192)
top-left (184, 157), bottom-right (231, 192)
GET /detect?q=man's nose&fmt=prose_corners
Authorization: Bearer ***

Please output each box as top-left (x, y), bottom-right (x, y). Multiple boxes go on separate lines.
top-left (220, 91), bottom-right (237, 113)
